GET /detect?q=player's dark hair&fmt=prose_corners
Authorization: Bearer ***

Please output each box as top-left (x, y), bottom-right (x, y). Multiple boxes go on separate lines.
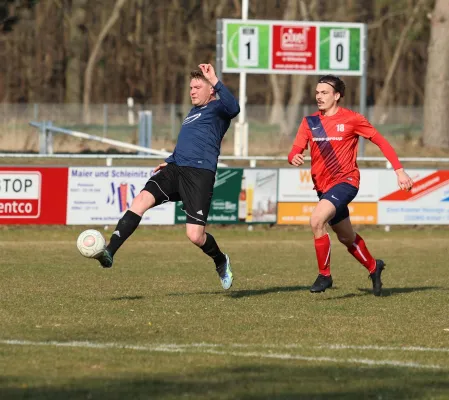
top-left (318, 75), bottom-right (345, 99)
top-left (190, 69), bottom-right (208, 82)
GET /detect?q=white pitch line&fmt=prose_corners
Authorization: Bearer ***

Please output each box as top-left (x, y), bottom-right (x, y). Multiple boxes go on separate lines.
top-left (315, 344), bottom-right (449, 353)
top-left (142, 342), bottom-right (449, 353)
top-left (0, 340), bottom-right (445, 370)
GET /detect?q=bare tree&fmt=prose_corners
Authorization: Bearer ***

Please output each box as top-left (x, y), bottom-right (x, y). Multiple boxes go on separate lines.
top-left (423, 0), bottom-right (449, 148)
top-left (66, 0), bottom-right (88, 103)
top-left (371, 0), bottom-right (427, 124)
top-left (0, 0), bottom-right (437, 125)
top-left (83, 0), bottom-right (128, 123)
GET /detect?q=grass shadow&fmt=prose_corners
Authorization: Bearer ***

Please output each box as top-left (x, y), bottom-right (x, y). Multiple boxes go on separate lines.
top-left (1, 363), bottom-right (448, 399)
top-left (325, 286), bottom-right (443, 300)
top-left (363, 286), bottom-right (445, 297)
top-left (167, 286), bottom-right (310, 298)
top-left (228, 285), bottom-right (311, 298)
top-left (110, 295), bottom-right (145, 301)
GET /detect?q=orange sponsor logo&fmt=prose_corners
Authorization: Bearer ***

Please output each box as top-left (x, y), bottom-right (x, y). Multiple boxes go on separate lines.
top-left (299, 170), bottom-right (312, 183)
top-left (277, 202), bottom-right (378, 225)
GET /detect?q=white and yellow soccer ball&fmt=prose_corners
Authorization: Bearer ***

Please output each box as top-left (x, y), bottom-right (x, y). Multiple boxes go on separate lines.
top-left (76, 229), bottom-right (106, 258)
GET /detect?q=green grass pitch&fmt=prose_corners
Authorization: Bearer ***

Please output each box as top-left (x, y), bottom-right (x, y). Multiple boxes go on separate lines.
top-left (0, 225), bottom-right (448, 399)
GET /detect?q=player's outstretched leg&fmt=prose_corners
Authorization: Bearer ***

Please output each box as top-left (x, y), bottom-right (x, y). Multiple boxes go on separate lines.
top-left (191, 228), bottom-right (232, 290)
top-left (96, 210), bottom-right (142, 268)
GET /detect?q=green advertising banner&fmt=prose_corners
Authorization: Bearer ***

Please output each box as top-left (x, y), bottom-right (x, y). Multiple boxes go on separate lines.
top-left (208, 168), bottom-right (243, 223)
top-left (319, 26), bottom-right (361, 73)
top-left (175, 168), bottom-right (279, 225)
top-left (175, 168), bottom-right (243, 224)
top-left (224, 22), bottom-right (270, 71)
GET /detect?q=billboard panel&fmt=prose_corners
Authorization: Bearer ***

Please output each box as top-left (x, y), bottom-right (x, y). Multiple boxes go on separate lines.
top-left (0, 167), bottom-right (67, 224)
top-left (378, 170), bottom-right (449, 225)
top-left (67, 167), bottom-right (174, 225)
top-left (222, 19), bottom-right (364, 76)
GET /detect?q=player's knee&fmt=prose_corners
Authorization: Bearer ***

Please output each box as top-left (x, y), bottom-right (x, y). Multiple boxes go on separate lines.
top-left (186, 224), bottom-right (206, 246)
top-left (130, 191), bottom-right (155, 215)
top-left (337, 234), bottom-right (353, 247)
top-left (310, 214), bottom-right (326, 233)
top-left (186, 229), bottom-right (204, 246)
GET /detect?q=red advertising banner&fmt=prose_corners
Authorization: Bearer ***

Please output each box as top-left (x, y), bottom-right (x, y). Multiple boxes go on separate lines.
top-left (0, 167), bottom-right (68, 224)
top-left (379, 171), bottom-right (449, 201)
top-left (272, 25), bottom-right (317, 71)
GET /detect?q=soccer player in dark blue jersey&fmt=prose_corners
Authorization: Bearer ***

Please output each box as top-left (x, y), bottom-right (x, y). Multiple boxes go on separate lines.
top-left (95, 63), bottom-right (240, 290)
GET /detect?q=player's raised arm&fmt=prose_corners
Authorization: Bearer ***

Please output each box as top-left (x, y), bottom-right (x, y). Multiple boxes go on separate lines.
top-left (199, 63), bottom-right (240, 118)
top-left (354, 113), bottom-right (413, 191)
top-left (288, 118), bottom-right (308, 166)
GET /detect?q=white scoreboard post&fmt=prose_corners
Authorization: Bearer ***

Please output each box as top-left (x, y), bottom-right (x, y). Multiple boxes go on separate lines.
top-left (217, 19), bottom-right (368, 156)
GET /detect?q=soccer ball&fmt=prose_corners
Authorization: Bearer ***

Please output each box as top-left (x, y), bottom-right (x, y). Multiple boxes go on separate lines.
top-left (76, 229), bottom-right (106, 258)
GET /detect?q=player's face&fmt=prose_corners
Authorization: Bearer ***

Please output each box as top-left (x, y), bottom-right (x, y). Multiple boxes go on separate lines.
top-left (190, 78), bottom-right (214, 106)
top-left (316, 83), bottom-right (340, 112)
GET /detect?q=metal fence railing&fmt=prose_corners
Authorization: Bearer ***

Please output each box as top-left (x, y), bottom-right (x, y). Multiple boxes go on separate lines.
top-left (0, 103), bottom-right (427, 155)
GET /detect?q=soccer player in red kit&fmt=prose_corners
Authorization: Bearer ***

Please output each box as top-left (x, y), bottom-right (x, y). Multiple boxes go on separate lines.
top-left (288, 75), bottom-right (413, 296)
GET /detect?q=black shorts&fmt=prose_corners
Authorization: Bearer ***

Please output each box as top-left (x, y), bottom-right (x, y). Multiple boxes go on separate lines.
top-left (317, 182), bottom-right (359, 226)
top-left (143, 163), bottom-right (215, 226)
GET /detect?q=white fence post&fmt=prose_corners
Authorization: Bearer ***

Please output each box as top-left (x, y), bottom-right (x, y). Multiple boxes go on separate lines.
top-left (46, 121), bottom-right (54, 155)
top-left (39, 121), bottom-right (47, 154)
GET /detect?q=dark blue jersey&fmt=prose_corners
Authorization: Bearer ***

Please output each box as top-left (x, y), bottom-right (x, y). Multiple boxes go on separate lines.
top-left (165, 81), bottom-right (240, 172)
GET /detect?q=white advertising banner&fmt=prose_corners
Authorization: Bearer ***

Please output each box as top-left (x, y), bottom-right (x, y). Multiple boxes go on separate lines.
top-left (277, 168), bottom-right (379, 202)
top-left (378, 169), bottom-right (449, 225)
top-left (67, 167), bottom-right (175, 225)
top-left (278, 169), bottom-right (316, 202)
top-left (243, 169), bottom-right (278, 223)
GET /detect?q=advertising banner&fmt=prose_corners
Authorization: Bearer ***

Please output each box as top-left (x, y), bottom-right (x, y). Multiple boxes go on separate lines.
top-left (175, 168), bottom-right (278, 225)
top-left (5, 166), bottom-right (448, 227)
top-left (67, 167), bottom-right (175, 225)
top-left (272, 25), bottom-right (317, 71)
top-left (176, 168), bottom-right (243, 224)
top-left (242, 169), bottom-right (278, 223)
top-left (0, 167), bottom-right (68, 224)
top-left (378, 169), bottom-right (449, 224)
top-left (277, 168), bottom-right (379, 225)
top-left (277, 202), bottom-right (377, 225)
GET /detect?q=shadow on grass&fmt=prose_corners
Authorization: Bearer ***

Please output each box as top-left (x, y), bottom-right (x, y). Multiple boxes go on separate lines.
top-left (167, 286), bottom-right (310, 298)
top-left (325, 286), bottom-right (443, 300)
top-left (228, 286), bottom-right (310, 299)
top-left (110, 295), bottom-right (145, 301)
top-left (1, 364), bottom-right (449, 399)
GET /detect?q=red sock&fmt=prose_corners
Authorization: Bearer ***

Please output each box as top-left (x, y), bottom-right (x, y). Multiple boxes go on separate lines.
top-left (347, 233), bottom-right (376, 273)
top-left (314, 234), bottom-right (331, 276)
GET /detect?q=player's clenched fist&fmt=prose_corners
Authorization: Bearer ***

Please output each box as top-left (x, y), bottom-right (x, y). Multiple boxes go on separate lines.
top-left (395, 168), bottom-right (413, 191)
top-left (290, 153), bottom-right (305, 167)
top-left (198, 64), bottom-right (218, 86)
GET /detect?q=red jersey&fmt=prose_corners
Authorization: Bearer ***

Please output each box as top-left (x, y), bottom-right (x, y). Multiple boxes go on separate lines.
top-left (292, 107), bottom-right (377, 193)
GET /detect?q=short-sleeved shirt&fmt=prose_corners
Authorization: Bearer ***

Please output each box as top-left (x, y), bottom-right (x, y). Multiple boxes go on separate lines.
top-left (292, 107), bottom-right (378, 193)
